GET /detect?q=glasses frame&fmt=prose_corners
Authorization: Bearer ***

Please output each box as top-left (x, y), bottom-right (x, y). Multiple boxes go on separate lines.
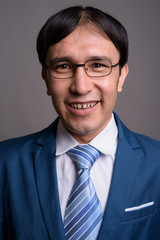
top-left (45, 59), bottom-right (119, 79)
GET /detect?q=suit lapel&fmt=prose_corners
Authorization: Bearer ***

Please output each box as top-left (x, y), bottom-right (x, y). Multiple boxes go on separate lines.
top-left (33, 119), bottom-right (66, 240)
top-left (97, 113), bottom-right (143, 240)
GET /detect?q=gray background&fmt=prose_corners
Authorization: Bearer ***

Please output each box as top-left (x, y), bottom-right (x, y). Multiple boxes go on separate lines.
top-left (0, 0), bottom-right (160, 141)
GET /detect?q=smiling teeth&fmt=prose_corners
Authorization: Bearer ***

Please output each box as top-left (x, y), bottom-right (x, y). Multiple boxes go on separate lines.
top-left (71, 102), bottom-right (97, 109)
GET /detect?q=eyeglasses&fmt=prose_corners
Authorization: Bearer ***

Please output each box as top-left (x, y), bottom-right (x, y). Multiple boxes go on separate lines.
top-left (45, 58), bottom-right (119, 79)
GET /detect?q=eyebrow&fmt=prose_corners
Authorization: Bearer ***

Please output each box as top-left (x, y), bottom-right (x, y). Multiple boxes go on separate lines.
top-left (87, 56), bottom-right (112, 62)
top-left (47, 55), bottom-right (113, 65)
top-left (48, 57), bottom-right (74, 65)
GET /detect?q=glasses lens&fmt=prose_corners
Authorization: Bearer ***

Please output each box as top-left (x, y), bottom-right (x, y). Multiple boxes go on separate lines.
top-left (86, 59), bottom-right (112, 77)
top-left (49, 61), bottom-right (74, 78)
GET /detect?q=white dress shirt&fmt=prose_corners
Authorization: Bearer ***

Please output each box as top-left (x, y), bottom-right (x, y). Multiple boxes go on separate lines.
top-left (56, 114), bottom-right (118, 221)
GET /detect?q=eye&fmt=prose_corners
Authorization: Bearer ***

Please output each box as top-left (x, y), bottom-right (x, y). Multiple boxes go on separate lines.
top-left (92, 63), bottom-right (104, 68)
top-left (55, 64), bottom-right (70, 69)
top-left (50, 62), bottom-right (73, 73)
top-left (88, 60), bottom-right (109, 72)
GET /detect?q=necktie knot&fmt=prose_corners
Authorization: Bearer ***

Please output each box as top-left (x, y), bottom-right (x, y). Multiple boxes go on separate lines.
top-left (67, 144), bottom-right (101, 170)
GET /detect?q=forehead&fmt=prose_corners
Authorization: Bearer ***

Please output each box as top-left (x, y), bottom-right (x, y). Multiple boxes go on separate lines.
top-left (46, 24), bottom-right (120, 62)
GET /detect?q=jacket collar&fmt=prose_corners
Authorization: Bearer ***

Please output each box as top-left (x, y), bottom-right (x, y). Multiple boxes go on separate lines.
top-left (35, 118), bottom-right (59, 148)
top-left (114, 112), bottom-right (140, 149)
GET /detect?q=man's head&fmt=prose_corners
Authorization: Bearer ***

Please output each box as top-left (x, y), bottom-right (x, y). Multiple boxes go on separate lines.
top-left (37, 6), bottom-right (128, 70)
top-left (37, 6), bottom-right (129, 143)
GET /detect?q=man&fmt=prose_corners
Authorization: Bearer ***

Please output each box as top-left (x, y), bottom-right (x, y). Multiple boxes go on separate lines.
top-left (0, 6), bottom-right (160, 240)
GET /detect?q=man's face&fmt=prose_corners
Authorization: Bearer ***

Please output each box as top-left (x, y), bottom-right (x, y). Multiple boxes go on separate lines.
top-left (42, 24), bottom-right (128, 143)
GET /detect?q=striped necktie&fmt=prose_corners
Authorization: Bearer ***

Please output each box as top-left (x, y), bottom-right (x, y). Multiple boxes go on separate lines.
top-left (64, 144), bottom-right (103, 240)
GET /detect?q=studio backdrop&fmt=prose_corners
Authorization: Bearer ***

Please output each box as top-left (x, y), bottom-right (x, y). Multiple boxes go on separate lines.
top-left (0, 0), bottom-right (160, 141)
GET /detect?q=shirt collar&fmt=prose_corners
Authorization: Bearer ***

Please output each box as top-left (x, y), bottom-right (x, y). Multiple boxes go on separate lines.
top-left (56, 113), bottom-right (118, 158)
top-left (56, 121), bottom-right (78, 156)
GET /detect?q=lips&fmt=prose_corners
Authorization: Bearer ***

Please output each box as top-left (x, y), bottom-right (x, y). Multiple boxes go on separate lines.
top-left (70, 102), bottom-right (98, 109)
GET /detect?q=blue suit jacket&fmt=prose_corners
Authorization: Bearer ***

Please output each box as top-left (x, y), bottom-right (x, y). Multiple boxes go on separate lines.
top-left (0, 113), bottom-right (160, 240)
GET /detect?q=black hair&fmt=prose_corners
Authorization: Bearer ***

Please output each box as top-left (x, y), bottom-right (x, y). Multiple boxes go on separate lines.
top-left (36, 6), bottom-right (128, 69)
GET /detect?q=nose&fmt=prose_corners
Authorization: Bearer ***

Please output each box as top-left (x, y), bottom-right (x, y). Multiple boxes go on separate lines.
top-left (70, 66), bottom-right (94, 95)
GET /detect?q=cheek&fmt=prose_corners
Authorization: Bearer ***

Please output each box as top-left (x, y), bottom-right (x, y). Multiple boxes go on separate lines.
top-left (99, 78), bottom-right (119, 97)
top-left (49, 80), bottom-right (66, 97)
top-left (49, 81), bottom-right (68, 108)
top-left (51, 89), bottom-right (63, 105)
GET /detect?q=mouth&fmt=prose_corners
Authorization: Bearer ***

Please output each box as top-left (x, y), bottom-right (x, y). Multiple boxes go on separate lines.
top-left (69, 101), bottom-right (99, 109)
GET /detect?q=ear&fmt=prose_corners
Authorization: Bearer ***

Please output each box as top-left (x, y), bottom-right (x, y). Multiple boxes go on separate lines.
top-left (117, 64), bottom-right (129, 92)
top-left (41, 67), bottom-right (51, 96)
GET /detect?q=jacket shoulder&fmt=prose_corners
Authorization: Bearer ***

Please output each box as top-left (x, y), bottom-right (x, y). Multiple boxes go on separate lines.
top-left (0, 131), bottom-right (42, 159)
top-left (133, 132), bottom-right (160, 156)
top-left (134, 132), bottom-right (160, 147)
top-left (114, 112), bottom-right (160, 155)
top-left (0, 120), bottom-right (58, 162)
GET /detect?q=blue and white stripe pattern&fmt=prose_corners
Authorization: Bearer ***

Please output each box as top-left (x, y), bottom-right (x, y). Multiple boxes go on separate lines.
top-left (64, 144), bottom-right (102, 240)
